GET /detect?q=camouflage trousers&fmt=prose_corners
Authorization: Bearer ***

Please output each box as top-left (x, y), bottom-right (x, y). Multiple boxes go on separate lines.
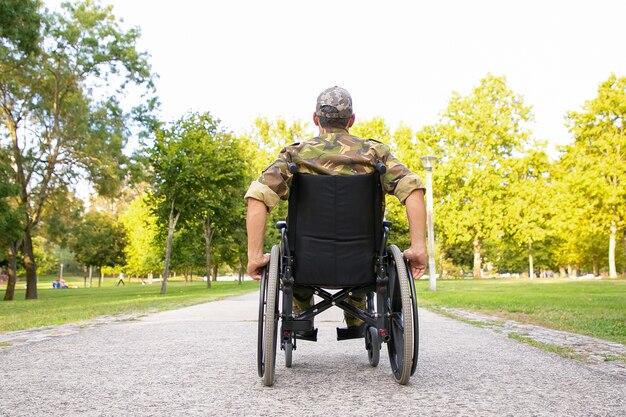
top-left (293, 286), bottom-right (365, 328)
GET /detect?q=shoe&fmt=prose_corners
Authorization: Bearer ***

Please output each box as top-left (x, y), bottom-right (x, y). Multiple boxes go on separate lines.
top-left (336, 324), bottom-right (366, 340)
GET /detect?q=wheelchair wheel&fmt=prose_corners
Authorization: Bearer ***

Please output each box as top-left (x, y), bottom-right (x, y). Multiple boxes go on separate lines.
top-left (257, 245), bottom-right (280, 386)
top-left (386, 245), bottom-right (415, 385)
top-left (365, 325), bottom-right (380, 367)
top-left (284, 340), bottom-right (293, 368)
top-left (365, 292), bottom-right (380, 367)
top-left (407, 260), bottom-right (419, 376)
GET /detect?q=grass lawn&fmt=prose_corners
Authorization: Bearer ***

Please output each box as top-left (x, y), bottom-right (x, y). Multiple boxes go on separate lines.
top-left (415, 278), bottom-right (626, 345)
top-left (0, 276), bottom-right (259, 333)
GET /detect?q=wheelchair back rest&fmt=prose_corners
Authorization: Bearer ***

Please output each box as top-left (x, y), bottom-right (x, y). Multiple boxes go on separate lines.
top-left (287, 173), bottom-right (383, 288)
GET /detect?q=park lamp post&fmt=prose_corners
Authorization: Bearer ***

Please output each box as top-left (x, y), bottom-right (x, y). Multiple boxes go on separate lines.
top-left (420, 155), bottom-right (438, 291)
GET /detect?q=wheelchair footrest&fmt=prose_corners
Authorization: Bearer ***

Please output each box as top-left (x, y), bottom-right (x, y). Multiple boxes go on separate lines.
top-left (295, 328), bottom-right (318, 342)
top-left (282, 319), bottom-right (313, 332)
top-left (336, 325), bottom-right (366, 341)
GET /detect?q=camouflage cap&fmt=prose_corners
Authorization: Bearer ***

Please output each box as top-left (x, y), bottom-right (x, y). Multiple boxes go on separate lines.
top-left (315, 86), bottom-right (353, 119)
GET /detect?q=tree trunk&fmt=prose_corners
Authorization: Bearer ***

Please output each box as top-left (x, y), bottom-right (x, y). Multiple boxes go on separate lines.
top-left (3, 242), bottom-right (19, 301)
top-left (23, 231), bottom-right (38, 299)
top-left (559, 266), bottom-right (566, 278)
top-left (472, 239), bottom-right (482, 279)
top-left (203, 213), bottom-right (213, 289)
top-left (212, 264), bottom-right (218, 282)
top-left (608, 222), bottom-right (617, 278)
top-left (161, 202), bottom-right (181, 295)
top-left (88, 265), bottom-right (93, 288)
top-left (623, 231), bottom-right (626, 275)
top-left (528, 241), bottom-right (534, 280)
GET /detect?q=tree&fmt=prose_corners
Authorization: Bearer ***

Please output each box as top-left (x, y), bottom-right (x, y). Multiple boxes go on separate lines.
top-left (0, 0), bottom-right (42, 57)
top-left (351, 116), bottom-right (391, 144)
top-left (501, 149), bottom-right (555, 278)
top-left (148, 112), bottom-right (248, 293)
top-left (0, 0), bottom-right (156, 298)
top-left (70, 211), bottom-right (127, 286)
top-left (242, 117), bottom-right (312, 252)
top-left (0, 148), bottom-right (23, 301)
top-left (562, 74), bottom-right (626, 277)
top-left (417, 74), bottom-right (535, 277)
top-left (119, 193), bottom-right (161, 279)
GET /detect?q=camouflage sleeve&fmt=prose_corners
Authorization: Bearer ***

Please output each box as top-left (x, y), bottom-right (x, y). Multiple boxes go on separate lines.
top-left (244, 181), bottom-right (280, 210)
top-left (243, 149), bottom-right (293, 211)
top-left (376, 143), bottom-right (425, 204)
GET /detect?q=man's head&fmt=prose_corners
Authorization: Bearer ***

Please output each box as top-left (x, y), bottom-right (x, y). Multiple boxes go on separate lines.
top-left (314, 86), bottom-right (355, 129)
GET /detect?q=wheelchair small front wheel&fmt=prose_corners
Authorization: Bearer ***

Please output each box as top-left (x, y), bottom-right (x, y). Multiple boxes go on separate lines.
top-left (284, 340), bottom-right (293, 368)
top-left (257, 245), bottom-right (280, 386)
top-left (386, 245), bottom-right (415, 385)
top-left (365, 325), bottom-right (380, 367)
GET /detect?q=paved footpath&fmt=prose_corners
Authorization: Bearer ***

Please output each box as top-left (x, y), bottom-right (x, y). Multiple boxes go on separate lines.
top-left (1, 292), bottom-right (624, 417)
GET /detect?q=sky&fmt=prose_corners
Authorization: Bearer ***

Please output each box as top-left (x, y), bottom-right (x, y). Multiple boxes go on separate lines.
top-left (47, 0), bottom-right (626, 154)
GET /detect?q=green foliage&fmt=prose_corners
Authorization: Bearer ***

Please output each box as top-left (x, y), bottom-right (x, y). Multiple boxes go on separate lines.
top-left (31, 236), bottom-right (59, 275)
top-left (70, 211), bottom-right (128, 270)
top-left (351, 116), bottom-right (391, 144)
top-left (416, 74), bottom-right (536, 276)
top-left (0, 0), bottom-right (156, 297)
top-left (0, 0), bottom-right (42, 56)
top-left (0, 149), bottom-right (22, 253)
top-left (119, 193), bottom-right (162, 276)
top-left (243, 117), bottom-right (312, 250)
top-left (558, 74), bottom-right (626, 274)
top-left (147, 111), bottom-right (250, 291)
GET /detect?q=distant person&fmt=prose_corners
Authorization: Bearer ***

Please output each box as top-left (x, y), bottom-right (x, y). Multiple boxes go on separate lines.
top-left (116, 272), bottom-right (125, 286)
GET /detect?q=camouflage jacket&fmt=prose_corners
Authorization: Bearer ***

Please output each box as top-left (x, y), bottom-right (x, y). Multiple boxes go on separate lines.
top-left (244, 128), bottom-right (425, 211)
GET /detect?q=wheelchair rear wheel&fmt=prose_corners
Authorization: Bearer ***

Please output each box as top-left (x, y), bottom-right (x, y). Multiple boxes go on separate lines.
top-left (257, 245), bottom-right (280, 386)
top-left (386, 245), bottom-right (415, 385)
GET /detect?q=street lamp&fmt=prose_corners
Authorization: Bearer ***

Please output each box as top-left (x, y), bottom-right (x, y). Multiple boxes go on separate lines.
top-left (420, 155), bottom-right (438, 291)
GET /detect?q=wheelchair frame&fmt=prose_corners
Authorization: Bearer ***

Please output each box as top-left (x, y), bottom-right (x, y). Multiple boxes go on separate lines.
top-left (257, 169), bottom-right (419, 386)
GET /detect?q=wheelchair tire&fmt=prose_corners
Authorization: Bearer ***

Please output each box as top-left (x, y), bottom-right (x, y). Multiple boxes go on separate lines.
top-left (258, 245), bottom-right (280, 386)
top-left (365, 292), bottom-right (380, 367)
top-left (386, 245), bottom-right (414, 385)
top-left (257, 264), bottom-right (268, 378)
top-left (284, 341), bottom-right (293, 368)
top-left (366, 325), bottom-right (380, 367)
top-left (407, 261), bottom-right (419, 376)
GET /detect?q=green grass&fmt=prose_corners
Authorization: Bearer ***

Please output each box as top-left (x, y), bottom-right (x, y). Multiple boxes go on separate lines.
top-left (416, 278), bottom-right (626, 345)
top-left (507, 332), bottom-right (586, 361)
top-left (0, 277), bottom-right (258, 333)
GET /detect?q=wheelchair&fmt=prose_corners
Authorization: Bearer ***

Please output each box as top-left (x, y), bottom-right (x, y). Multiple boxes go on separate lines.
top-left (257, 163), bottom-right (419, 386)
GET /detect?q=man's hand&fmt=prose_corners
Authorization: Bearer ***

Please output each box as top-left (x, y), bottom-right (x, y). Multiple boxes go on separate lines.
top-left (403, 246), bottom-right (427, 279)
top-left (247, 254), bottom-right (270, 280)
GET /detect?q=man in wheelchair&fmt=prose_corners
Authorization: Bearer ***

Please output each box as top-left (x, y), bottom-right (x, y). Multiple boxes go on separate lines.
top-left (245, 86), bottom-right (427, 385)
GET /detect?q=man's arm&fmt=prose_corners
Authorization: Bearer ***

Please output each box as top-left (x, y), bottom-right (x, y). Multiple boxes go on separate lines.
top-left (403, 189), bottom-right (428, 279)
top-left (246, 198), bottom-right (270, 280)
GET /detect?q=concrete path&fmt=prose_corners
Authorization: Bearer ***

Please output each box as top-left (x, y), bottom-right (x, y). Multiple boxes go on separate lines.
top-left (1, 291), bottom-right (624, 417)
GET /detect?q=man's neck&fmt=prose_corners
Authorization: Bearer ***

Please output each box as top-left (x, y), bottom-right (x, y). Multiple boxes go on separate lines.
top-left (318, 126), bottom-right (349, 135)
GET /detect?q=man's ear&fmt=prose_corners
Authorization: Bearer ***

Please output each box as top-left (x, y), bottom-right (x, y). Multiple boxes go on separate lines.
top-left (313, 112), bottom-right (320, 126)
top-left (347, 114), bottom-right (356, 128)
